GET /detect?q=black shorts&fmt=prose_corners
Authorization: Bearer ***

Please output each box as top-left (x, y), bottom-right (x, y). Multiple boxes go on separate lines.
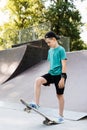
top-left (41, 73), bottom-right (66, 95)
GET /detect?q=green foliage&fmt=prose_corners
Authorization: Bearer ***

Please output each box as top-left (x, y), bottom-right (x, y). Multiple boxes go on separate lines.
top-left (0, 0), bottom-right (46, 49)
top-left (71, 39), bottom-right (87, 51)
top-left (45, 1), bottom-right (86, 51)
top-left (6, 0), bottom-right (46, 29)
top-left (0, 22), bottom-right (18, 49)
top-left (0, 0), bottom-right (87, 51)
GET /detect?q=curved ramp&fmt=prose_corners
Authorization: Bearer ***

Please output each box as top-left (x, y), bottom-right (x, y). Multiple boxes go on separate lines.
top-left (0, 44), bottom-right (48, 84)
top-left (0, 46), bottom-right (27, 84)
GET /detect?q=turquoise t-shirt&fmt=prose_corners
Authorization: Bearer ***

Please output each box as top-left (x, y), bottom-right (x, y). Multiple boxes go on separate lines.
top-left (47, 46), bottom-right (67, 75)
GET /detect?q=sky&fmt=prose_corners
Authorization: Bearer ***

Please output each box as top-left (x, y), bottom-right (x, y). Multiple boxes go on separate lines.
top-left (0, 0), bottom-right (87, 43)
top-left (0, 0), bottom-right (9, 25)
top-left (74, 0), bottom-right (87, 43)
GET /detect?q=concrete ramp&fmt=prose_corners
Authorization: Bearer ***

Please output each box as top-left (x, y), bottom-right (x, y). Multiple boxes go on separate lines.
top-left (0, 50), bottom-right (87, 129)
top-left (0, 101), bottom-right (87, 121)
top-left (0, 102), bottom-right (87, 130)
top-left (0, 50), bottom-right (87, 122)
top-left (65, 50), bottom-right (87, 112)
top-left (0, 46), bottom-right (27, 84)
top-left (0, 50), bottom-right (87, 112)
top-left (0, 43), bottom-right (48, 84)
top-left (38, 107), bottom-right (87, 121)
top-left (64, 110), bottom-right (87, 121)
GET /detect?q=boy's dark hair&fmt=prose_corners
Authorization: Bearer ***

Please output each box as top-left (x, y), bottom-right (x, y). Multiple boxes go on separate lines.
top-left (45, 31), bottom-right (60, 40)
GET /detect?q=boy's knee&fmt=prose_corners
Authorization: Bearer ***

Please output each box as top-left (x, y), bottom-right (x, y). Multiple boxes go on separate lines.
top-left (57, 94), bottom-right (64, 99)
top-left (35, 77), bottom-right (43, 85)
top-left (35, 77), bottom-right (46, 85)
top-left (35, 77), bottom-right (41, 83)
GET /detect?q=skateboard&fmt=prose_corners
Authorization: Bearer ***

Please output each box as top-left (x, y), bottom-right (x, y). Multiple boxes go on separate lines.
top-left (20, 99), bottom-right (59, 125)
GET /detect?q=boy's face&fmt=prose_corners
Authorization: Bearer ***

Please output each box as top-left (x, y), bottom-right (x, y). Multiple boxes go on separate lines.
top-left (45, 38), bottom-right (57, 48)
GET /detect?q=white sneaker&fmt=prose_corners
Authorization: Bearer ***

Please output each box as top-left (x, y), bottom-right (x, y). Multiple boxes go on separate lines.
top-left (29, 102), bottom-right (40, 109)
top-left (57, 116), bottom-right (64, 123)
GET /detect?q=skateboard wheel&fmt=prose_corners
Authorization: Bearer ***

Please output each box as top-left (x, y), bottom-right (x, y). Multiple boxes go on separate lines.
top-left (24, 107), bottom-right (31, 113)
top-left (43, 119), bottom-right (57, 125)
top-left (43, 119), bottom-right (51, 125)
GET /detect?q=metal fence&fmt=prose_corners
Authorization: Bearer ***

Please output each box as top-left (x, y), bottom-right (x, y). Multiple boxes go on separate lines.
top-left (18, 22), bottom-right (51, 44)
top-left (2, 22), bottom-right (70, 51)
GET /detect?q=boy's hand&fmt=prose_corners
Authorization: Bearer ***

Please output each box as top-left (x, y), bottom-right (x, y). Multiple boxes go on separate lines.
top-left (58, 78), bottom-right (65, 88)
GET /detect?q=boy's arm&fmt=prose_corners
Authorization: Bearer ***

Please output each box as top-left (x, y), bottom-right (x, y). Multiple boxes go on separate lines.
top-left (61, 59), bottom-right (67, 73)
top-left (58, 59), bottom-right (67, 88)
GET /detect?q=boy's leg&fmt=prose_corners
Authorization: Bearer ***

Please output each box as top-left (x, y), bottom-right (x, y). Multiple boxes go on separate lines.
top-left (54, 75), bottom-right (66, 119)
top-left (57, 94), bottom-right (64, 117)
top-left (34, 77), bottom-right (47, 105)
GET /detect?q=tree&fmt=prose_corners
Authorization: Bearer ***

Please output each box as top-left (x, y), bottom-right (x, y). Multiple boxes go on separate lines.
top-left (71, 39), bottom-right (87, 51)
top-left (45, 1), bottom-right (86, 51)
top-left (0, 0), bottom-right (46, 49)
top-left (0, 0), bottom-right (86, 50)
top-left (6, 0), bottom-right (46, 29)
top-left (0, 22), bottom-right (19, 49)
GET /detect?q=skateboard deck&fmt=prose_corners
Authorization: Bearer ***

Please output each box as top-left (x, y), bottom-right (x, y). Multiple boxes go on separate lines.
top-left (20, 99), bottom-right (59, 125)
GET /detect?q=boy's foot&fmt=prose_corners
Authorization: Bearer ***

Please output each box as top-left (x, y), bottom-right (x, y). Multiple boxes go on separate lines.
top-left (57, 116), bottom-right (64, 123)
top-left (29, 102), bottom-right (40, 109)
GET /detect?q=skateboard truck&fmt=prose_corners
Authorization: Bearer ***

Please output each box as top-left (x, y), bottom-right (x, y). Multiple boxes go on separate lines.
top-left (24, 107), bottom-right (31, 113)
top-left (43, 118), bottom-right (58, 125)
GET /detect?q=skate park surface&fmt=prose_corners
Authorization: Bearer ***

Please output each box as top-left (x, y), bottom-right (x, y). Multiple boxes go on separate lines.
top-left (0, 48), bottom-right (87, 130)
